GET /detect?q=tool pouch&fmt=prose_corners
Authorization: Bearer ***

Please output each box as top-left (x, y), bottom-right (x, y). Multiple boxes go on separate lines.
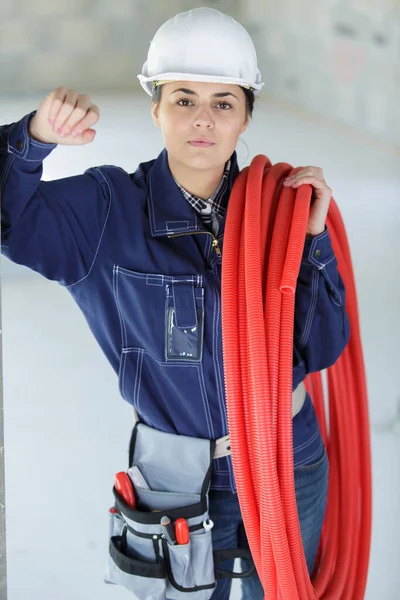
top-left (104, 421), bottom-right (255, 598)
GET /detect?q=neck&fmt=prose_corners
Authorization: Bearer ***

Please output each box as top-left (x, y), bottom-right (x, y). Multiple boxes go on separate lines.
top-left (168, 154), bottom-right (225, 200)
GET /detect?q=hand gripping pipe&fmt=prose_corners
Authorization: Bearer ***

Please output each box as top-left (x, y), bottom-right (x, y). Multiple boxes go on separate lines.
top-left (221, 155), bottom-right (372, 600)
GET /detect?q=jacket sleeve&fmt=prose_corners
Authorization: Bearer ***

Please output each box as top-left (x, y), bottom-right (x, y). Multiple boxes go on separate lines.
top-left (0, 110), bottom-right (111, 286)
top-left (292, 226), bottom-right (350, 388)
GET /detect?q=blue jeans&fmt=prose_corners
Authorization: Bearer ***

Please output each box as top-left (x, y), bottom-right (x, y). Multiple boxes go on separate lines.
top-left (209, 444), bottom-right (329, 599)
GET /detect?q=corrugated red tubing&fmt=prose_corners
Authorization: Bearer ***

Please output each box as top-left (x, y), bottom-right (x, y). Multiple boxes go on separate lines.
top-left (221, 155), bottom-right (372, 599)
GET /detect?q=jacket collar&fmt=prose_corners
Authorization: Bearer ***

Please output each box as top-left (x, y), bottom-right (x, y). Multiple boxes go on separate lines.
top-left (147, 148), bottom-right (239, 238)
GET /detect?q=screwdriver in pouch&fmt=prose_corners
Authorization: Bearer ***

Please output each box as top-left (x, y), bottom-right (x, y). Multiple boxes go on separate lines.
top-left (175, 518), bottom-right (190, 545)
top-left (161, 516), bottom-right (177, 545)
top-left (114, 472), bottom-right (136, 509)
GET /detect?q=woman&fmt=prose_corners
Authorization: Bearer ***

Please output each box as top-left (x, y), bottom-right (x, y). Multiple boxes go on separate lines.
top-left (0, 7), bottom-right (349, 600)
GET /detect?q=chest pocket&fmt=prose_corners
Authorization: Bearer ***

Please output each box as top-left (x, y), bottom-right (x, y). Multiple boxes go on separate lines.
top-left (166, 281), bottom-right (204, 362)
top-left (113, 266), bottom-right (204, 363)
top-left (113, 267), bottom-right (208, 431)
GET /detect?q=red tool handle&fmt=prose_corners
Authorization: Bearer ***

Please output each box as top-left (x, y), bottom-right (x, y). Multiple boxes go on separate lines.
top-left (114, 471), bottom-right (136, 509)
top-left (175, 518), bottom-right (190, 545)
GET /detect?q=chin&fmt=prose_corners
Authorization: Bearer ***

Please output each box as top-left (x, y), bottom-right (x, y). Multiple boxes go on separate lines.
top-left (187, 157), bottom-right (215, 170)
top-left (184, 149), bottom-right (222, 170)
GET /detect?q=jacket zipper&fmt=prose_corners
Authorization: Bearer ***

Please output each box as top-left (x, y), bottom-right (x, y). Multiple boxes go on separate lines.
top-left (167, 231), bottom-right (222, 257)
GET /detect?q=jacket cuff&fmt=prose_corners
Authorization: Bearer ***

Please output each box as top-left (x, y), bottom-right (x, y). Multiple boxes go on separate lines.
top-left (302, 225), bottom-right (335, 269)
top-left (7, 110), bottom-right (57, 161)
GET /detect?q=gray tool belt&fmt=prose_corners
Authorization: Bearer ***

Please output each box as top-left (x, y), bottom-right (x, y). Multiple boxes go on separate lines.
top-left (105, 420), bottom-right (256, 599)
top-left (130, 381), bottom-right (306, 460)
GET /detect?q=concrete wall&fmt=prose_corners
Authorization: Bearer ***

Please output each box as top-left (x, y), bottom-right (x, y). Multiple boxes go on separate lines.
top-left (1, 0), bottom-right (399, 145)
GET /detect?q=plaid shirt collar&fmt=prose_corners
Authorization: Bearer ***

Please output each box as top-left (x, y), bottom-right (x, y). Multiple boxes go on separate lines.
top-left (173, 159), bottom-right (231, 221)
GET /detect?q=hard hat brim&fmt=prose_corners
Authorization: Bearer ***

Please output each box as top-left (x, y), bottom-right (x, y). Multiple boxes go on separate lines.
top-left (137, 72), bottom-right (264, 97)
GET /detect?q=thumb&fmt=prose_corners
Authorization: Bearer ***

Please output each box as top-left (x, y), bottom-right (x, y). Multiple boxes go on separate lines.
top-left (71, 128), bottom-right (96, 145)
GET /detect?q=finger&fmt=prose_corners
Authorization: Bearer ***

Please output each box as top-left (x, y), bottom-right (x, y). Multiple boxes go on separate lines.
top-left (285, 176), bottom-right (327, 189)
top-left (70, 128), bottom-right (97, 145)
top-left (294, 179), bottom-right (333, 197)
top-left (53, 89), bottom-right (79, 132)
top-left (59, 96), bottom-right (94, 136)
top-left (305, 166), bottom-right (323, 176)
top-left (283, 175), bottom-right (320, 187)
top-left (287, 167), bottom-right (303, 177)
top-left (284, 171), bottom-right (316, 184)
top-left (48, 86), bottom-right (68, 125)
top-left (302, 166), bottom-right (323, 176)
top-left (70, 106), bottom-right (99, 137)
top-left (288, 166), bottom-right (324, 180)
top-left (291, 169), bottom-right (322, 182)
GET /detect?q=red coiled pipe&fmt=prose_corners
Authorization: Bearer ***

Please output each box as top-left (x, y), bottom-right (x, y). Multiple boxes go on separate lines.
top-left (221, 155), bottom-right (372, 599)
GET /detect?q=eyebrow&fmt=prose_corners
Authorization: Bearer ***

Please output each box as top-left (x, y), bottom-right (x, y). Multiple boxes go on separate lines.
top-left (170, 87), bottom-right (239, 100)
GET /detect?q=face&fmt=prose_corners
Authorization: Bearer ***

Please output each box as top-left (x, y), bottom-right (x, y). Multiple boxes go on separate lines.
top-left (151, 81), bottom-right (249, 171)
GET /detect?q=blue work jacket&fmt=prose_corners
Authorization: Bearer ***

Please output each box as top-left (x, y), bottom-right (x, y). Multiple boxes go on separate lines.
top-left (1, 111), bottom-right (350, 492)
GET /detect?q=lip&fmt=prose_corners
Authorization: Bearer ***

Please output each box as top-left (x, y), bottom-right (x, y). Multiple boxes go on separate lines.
top-left (189, 139), bottom-right (215, 147)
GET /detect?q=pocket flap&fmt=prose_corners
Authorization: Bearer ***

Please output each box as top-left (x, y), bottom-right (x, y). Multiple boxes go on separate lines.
top-left (130, 422), bottom-right (214, 495)
top-left (172, 281), bottom-right (198, 328)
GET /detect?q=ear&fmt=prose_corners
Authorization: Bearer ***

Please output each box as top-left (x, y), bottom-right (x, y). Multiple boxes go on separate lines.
top-left (240, 116), bottom-right (250, 135)
top-left (151, 102), bottom-right (160, 128)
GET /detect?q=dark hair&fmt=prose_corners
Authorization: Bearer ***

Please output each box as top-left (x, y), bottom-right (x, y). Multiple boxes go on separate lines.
top-left (152, 84), bottom-right (256, 119)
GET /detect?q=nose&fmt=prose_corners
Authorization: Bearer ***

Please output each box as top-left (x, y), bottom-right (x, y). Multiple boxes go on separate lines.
top-left (193, 107), bottom-right (214, 129)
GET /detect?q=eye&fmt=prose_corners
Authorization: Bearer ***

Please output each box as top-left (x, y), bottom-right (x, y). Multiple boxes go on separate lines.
top-left (177, 98), bottom-right (193, 107)
top-left (177, 98), bottom-right (233, 110)
top-left (216, 102), bottom-right (232, 110)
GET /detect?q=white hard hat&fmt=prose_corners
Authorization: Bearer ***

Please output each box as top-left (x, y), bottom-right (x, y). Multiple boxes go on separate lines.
top-left (137, 7), bottom-right (264, 97)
